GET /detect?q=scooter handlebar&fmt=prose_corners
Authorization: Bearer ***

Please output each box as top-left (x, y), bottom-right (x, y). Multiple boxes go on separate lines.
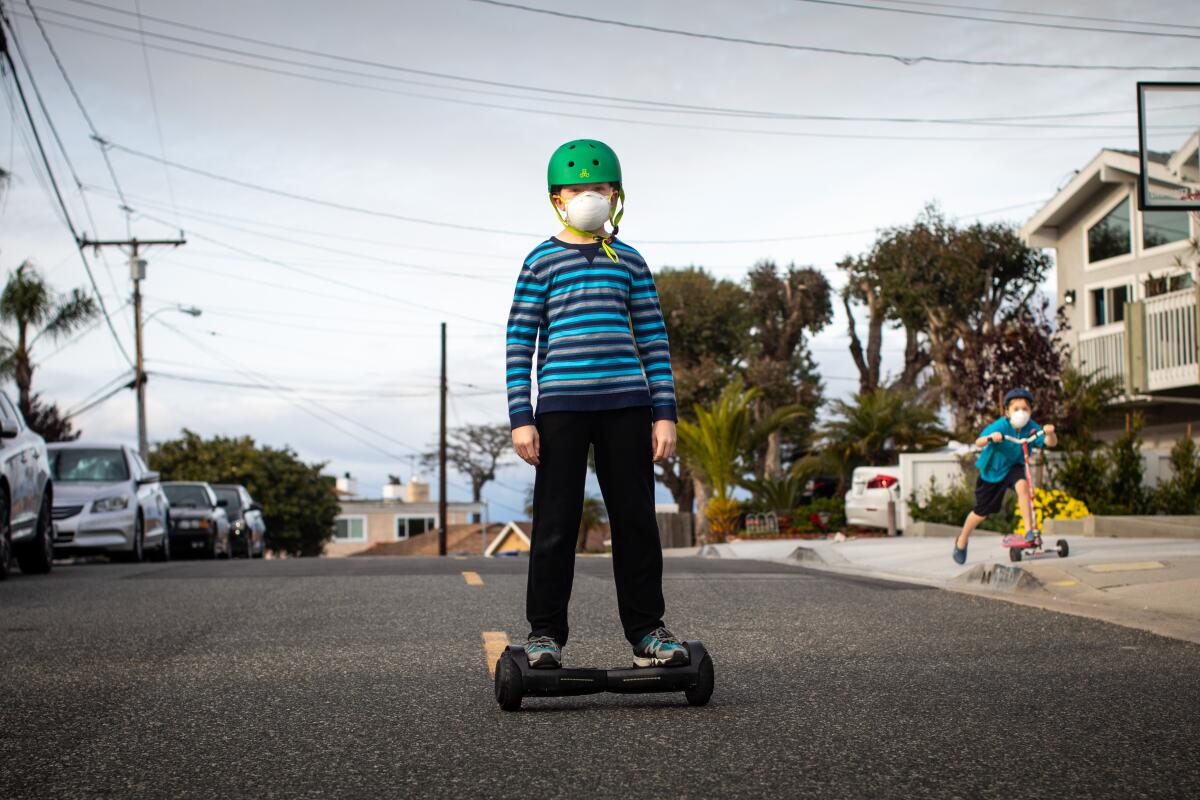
top-left (1003, 430), bottom-right (1046, 445)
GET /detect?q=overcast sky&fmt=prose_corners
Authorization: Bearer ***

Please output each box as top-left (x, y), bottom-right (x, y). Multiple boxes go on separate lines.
top-left (2, 0), bottom-right (1196, 519)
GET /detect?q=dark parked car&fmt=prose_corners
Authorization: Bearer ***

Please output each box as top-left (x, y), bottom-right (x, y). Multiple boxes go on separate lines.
top-left (0, 391), bottom-right (53, 578)
top-left (801, 475), bottom-right (840, 504)
top-left (162, 482), bottom-right (230, 559)
top-left (212, 484), bottom-right (266, 558)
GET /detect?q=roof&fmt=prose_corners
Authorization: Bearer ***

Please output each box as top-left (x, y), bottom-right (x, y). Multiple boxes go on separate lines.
top-left (349, 522), bottom-right (505, 556)
top-left (47, 441), bottom-right (130, 450)
top-left (1019, 146), bottom-right (1194, 247)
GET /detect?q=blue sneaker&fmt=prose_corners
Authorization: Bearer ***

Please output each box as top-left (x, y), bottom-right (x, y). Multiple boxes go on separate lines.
top-left (524, 635), bottom-right (561, 669)
top-left (952, 537), bottom-right (967, 565)
top-left (633, 627), bottom-right (689, 668)
top-left (1025, 530), bottom-right (1039, 545)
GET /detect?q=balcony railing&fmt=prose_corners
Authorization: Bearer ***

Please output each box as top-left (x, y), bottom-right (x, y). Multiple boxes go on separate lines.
top-left (1145, 288), bottom-right (1199, 391)
top-left (1077, 326), bottom-right (1126, 384)
top-left (1073, 287), bottom-right (1199, 395)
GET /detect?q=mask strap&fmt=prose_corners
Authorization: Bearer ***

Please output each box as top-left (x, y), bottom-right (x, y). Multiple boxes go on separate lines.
top-left (549, 192), bottom-right (623, 264)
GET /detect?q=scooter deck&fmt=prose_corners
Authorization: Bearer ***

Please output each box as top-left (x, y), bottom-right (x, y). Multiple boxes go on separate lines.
top-left (503, 641), bottom-right (709, 697)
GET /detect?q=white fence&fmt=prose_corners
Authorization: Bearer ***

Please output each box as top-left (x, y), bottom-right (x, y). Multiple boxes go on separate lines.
top-left (1076, 326), bottom-right (1126, 384)
top-left (1145, 288), bottom-right (1198, 391)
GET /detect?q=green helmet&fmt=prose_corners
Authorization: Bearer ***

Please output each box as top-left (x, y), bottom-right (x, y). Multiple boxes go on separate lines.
top-left (547, 139), bottom-right (622, 191)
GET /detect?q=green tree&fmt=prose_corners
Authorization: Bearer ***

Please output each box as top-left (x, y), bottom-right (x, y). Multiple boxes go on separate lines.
top-left (0, 261), bottom-right (98, 430)
top-left (150, 429), bottom-right (340, 557)
top-left (654, 267), bottom-right (752, 513)
top-left (818, 388), bottom-right (950, 485)
top-left (744, 261), bottom-right (832, 478)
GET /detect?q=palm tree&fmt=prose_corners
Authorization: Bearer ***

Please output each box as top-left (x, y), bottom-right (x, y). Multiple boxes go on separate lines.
top-left (0, 261), bottom-right (98, 418)
top-left (819, 388), bottom-right (949, 484)
top-left (677, 377), bottom-right (802, 541)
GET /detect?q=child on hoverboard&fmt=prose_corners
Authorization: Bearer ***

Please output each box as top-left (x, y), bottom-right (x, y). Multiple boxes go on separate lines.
top-left (506, 139), bottom-right (689, 670)
top-left (952, 388), bottom-right (1057, 565)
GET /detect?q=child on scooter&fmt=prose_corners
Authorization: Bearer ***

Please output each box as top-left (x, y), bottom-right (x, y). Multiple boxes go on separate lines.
top-left (952, 388), bottom-right (1057, 564)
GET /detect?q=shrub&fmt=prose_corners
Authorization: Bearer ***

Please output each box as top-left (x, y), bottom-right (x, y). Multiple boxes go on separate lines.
top-left (1154, 434), bottom-right (1200, 514)
top-left (908, 477), bottom-right (1015, 532)
top-left (1014, 488), bottom-right (1091, 536)
top-left (783, 496), bottom-right (847, 534)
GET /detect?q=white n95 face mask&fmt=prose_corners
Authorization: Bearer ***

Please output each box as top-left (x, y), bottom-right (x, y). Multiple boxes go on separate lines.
top-left (1009, 409), bottom-right (1031, 429)
top-left (564, 191), bottom-right (613, 232)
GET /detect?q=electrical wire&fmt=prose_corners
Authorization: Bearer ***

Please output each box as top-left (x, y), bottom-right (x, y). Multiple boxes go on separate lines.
top-left (791, 0), bottom-right (1200, 40)
top-left (134, 209), bottom-right (504, 327)
top-left (468, 1), bottom-right (1200, 71)
top-left (20, 5), bottom-right (1186, 130)
top-left (130, 0), bottom-right (179, 225)
top-left (0, 9), bottom-right (133, 365)
top-left (873, 0), bottom-right (1200, 32)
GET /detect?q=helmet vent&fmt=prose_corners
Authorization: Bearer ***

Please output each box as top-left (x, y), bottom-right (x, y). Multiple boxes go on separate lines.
top-left (569, 145), bottom-right (576, 150)
top-left (592, 159), bottom-right (599, 166)
top-left (567, 161), bottom-right (575, 167)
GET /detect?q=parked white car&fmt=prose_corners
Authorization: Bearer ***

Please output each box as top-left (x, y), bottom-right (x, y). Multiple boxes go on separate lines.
top-left (844, 466), bottom-right (902, 531)
top-left (0, 391), bottom-right (54, 578)
top-left (48, 443), bottom-right (171, 562)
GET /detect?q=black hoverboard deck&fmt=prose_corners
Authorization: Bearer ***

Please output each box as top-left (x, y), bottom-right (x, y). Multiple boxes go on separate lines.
top-left (494, 641), bottom-right (714, 711)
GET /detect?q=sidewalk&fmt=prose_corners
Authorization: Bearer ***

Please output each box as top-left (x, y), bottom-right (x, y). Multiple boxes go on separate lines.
top-left (669, 535), bottom-right (1200, 645)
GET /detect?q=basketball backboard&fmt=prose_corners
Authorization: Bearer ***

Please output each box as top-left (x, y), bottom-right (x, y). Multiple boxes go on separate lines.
top-left (1136, 82), bottom-right (1200, 211)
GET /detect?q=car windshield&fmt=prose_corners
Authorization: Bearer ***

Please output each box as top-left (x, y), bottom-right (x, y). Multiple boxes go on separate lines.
top-left (164, 485), bottom-right (211, 508)
top-left (49, 449), bottom-right (129, 482)
top-left (214, 488), bottom-right (242, 514)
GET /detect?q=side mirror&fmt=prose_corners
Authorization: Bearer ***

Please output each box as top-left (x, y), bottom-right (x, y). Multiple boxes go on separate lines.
top-left (138, 471), bottom-right (161, 485)
top-left (249, 502), bottom-right (262, 512)
top-left (216, 498), bottom-right (228, 507)
top-left (0, 420), bottom-right (17, 439)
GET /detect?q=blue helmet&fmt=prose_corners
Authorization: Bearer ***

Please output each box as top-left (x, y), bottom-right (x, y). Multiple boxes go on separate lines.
top-left (1004, 387), bottom-right (1034, 407)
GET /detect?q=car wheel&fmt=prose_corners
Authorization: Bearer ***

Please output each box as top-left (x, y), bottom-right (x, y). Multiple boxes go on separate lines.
top-left (15, 495), bottom-right (53, 575)
top-left (151, 519), bottom-right (172, 563)
top-left (0, 492), bottom-right (11, 581)
top-left (129, 516), bottom-right (145, 563)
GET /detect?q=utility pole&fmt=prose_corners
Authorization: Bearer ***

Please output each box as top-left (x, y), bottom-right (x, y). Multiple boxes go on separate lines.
top-left (438, 322), bottom-right (448, 556)
top-left (79, 236), bottom-right (185, 460)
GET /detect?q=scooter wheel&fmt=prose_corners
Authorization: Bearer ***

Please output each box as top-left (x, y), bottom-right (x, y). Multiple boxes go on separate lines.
top-left (1056, 539), bottom-right (1069, 559)
top-left (1009, 546), bottom-right (1022, 563)
top-left (494, 651), bottom-right (523, 712)
top-left (684, 654), bottom-right (715, 707)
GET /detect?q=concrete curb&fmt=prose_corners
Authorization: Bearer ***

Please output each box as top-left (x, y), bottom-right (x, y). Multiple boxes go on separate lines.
top-left (951, 563), bottom-right (1044, 594)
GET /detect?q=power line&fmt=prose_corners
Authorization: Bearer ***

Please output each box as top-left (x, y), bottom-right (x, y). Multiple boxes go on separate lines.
top-left (130, 0), bottom-right (179, 225)
top-left (134, 210), bottom-right (504, 327)
top-left (20, 4), bottom-right (1182, 131)
top-left (0, 7), bottom-right (133, 365)
top-left (21, 1), bottom-right (130, 211)
top-left (468, 1), bottom-right (1200, 71)
top-left (874, 0), bottom-right (1200, 32)
top-left (791, 0), bottom-right (1200, 40)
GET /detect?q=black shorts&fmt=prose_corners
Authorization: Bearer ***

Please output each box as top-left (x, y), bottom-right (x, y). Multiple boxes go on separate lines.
top-left (973, 464), bottom-right (1027, 517)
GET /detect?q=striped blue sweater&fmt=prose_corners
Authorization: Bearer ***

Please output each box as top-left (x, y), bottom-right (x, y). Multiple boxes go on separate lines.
top-left (505, 237), bottom-right (678, 429)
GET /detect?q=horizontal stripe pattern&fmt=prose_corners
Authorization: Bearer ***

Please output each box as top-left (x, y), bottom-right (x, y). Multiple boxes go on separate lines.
top-left (505, 238), bottom-right (677, 428)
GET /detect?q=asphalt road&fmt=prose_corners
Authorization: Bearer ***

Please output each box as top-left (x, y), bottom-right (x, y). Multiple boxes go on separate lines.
top-left (2, 555), bottom-right (1198, 799)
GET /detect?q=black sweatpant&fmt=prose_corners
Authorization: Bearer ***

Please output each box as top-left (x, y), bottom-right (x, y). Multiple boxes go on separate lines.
top-left (526, 406), bottom-right (666, 647)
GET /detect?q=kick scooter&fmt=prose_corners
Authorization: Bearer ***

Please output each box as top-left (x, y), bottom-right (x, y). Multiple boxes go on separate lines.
top-left (494, 642), bottom-right (715, 712)
top-left (1000, 429), bottom-right (1069, 563)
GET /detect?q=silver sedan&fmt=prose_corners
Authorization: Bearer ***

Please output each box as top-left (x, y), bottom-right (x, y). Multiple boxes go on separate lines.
top-left (48, 443), bottom-right (170, 562)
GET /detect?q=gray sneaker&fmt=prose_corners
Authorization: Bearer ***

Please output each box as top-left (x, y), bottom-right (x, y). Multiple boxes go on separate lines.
top-left (524, 635), bottom-right (561, 669)
top-left (632, 627), bottom-right (690, 668)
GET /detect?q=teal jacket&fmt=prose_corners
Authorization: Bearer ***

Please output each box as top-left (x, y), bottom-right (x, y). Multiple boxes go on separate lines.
top-left (975, 416), bottom-right (1044, 483)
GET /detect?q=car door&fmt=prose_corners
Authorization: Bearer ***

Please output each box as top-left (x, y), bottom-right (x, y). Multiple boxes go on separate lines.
top-left (0, 393), bottom-right (34, 533)
top-left (129, 449), bottom-right (166, 539)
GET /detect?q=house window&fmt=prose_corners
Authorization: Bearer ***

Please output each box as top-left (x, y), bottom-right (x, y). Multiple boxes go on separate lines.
top-left (1145, 272), bottom-right (1196, 298)
top-left (333, 516), bottom-right (366, 542)
top-left (1089, 284), bottom-right (1133, 328)
top-left (1142, 210), bottom-right (1191, 250)
top-left (1087, 197), bottom-right (1131, 263)
top-left (395, 516), bottom-right (436, 540)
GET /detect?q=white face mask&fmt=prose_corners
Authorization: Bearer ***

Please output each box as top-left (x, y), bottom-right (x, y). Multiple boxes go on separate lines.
top-left (562, 191), bottom-right (612, 232)
top-left (1009, 409), bottom-right (1031, 429)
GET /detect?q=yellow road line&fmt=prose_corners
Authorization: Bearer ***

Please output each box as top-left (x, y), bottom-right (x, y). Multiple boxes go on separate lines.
top-left (482, 631), bottom-right (510, 677)
top-left (1086, 561), bottom-right (1166, 574)
top-left (462, 571), bottom-right (483, 586)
